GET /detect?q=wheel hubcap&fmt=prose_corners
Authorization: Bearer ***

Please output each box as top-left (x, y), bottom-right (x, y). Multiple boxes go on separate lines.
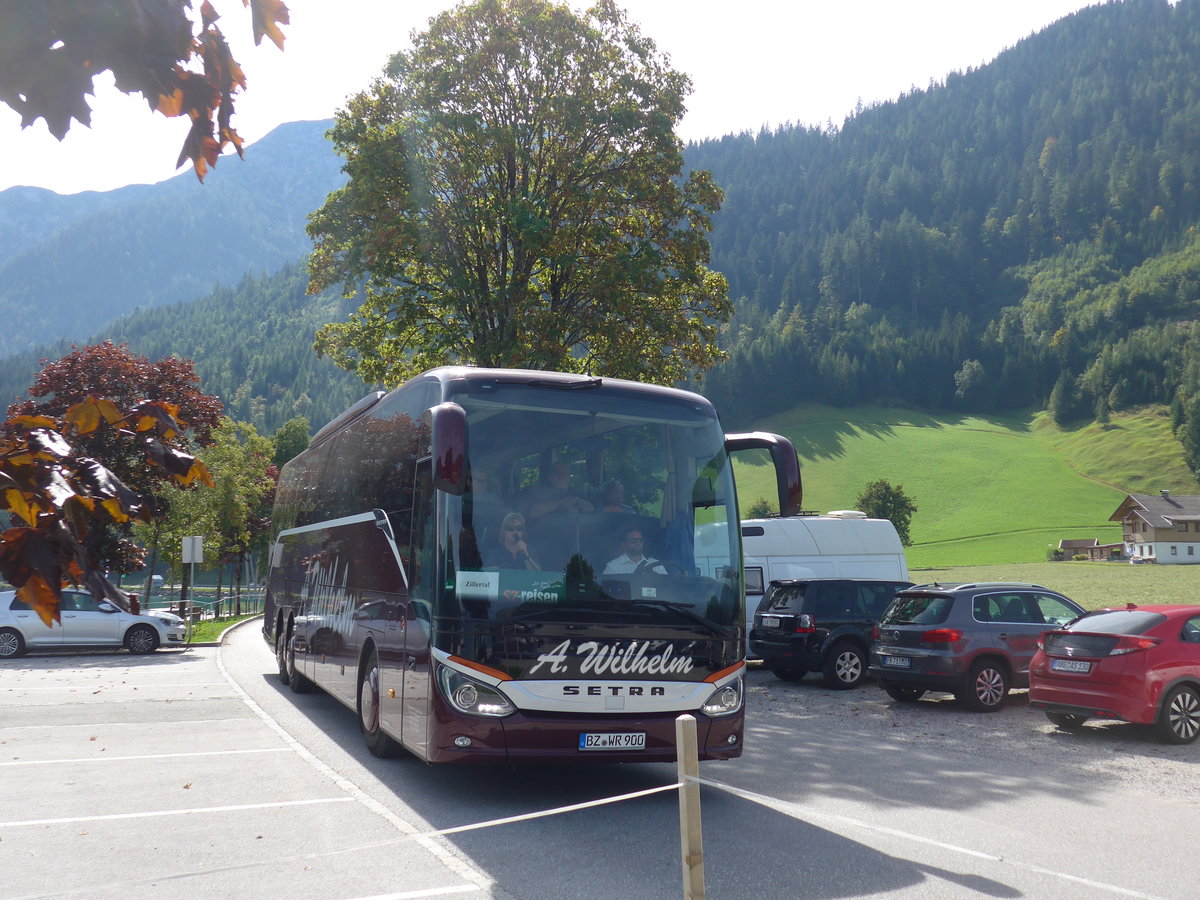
top-left (130, 628), bottom-right (154, 652)
top-left (836, 652), bottom-right (862, 682)
top-left (1169, 691), bottom-right (1200, 740)
top-left (0, 633), bottom-right (17, 656)
top-left (361, 666), bottom-right (380, 732)
top-left (975, 669), bottom-right (1004, 706)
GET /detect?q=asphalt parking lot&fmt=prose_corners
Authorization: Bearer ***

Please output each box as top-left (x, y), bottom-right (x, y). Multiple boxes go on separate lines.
top-left (0, 623), bottom-right (493, 900)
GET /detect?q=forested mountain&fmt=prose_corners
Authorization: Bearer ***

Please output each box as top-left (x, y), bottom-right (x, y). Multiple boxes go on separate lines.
top-left (0, 119), bottom-right (343, 357)
top-left (0, 263), bottom-right (370, 435)
top-left (693, 0), bottom-right (1200, 445)
top-left (8, 0), bottom-right (1200, 454)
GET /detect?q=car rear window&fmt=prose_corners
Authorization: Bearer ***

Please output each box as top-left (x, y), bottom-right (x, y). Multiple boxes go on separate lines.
top-left (1065, 609), bottom-right (1166, 635)
top-left (761, 583), bottom-right (811, 613)
top-left (880, 593), bottom-right (952, 626)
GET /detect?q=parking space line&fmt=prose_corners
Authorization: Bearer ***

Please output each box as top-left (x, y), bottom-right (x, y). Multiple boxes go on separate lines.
top-left (214, 641), bottom-right (504, 899)
top-left (1, 717), bottom-right (252, 731)
top-left (0, 747), bottom-right (290, 766)
top-left (695, 775), bottom-right (1167, 900)
top-left (2, 681), bottom-right (229, 690)
top-left (347, 887), bottom-right (485, 899)
top-left (0, 796), bottom-right (353, 829)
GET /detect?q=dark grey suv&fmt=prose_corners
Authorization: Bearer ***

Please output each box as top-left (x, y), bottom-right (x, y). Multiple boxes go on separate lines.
top-left (749, 579), bottom-right (913, 688)
top-left (868, 582), bottom-right (1085, 710)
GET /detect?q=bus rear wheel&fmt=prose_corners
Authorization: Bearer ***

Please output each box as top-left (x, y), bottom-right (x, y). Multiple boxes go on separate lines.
top-left (286, 630), bottom-right (313, 694)
top-left (359, 648), bottom-right (402, 758)
top-left (275, 627), bottom-right (290, 686)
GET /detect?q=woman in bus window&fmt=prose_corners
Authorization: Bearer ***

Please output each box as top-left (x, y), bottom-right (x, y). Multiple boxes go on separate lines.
top-left (485, 512), bottom-right (541, 571)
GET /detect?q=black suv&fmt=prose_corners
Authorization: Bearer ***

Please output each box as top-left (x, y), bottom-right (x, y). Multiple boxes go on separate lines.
top-left (868, 582), bottom-right (1085, 711)
top-left (749, 579), bottom-right (914, 689)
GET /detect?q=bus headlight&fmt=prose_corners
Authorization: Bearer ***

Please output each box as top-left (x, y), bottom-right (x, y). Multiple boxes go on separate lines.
top-left (701, 680), bottom-right (743, 716)
top-left (437, 666), bottom-right (515, 717)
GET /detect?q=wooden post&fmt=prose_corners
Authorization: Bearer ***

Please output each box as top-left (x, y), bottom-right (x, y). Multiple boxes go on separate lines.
top-left (676, 714), bottom-right (705, 899)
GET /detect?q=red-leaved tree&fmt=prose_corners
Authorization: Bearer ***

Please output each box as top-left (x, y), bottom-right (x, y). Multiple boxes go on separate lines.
top-left (6, 343), bottom-right (223, 584)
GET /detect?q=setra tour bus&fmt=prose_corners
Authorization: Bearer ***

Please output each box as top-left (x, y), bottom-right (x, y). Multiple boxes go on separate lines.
top-left (263, 366), bottom-right (801, 764)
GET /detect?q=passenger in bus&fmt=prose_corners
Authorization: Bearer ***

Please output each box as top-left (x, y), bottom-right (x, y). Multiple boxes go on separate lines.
top-left (485, 512), bottom-right (541, 570)
top-left (468, 468), bottom-right (507, 543)
top-left (595, 479), bottom-right (634, 513)
top-left (603, 527), bottom-right (667, 575)
top-left (523, 461), bottom-right (593, 523)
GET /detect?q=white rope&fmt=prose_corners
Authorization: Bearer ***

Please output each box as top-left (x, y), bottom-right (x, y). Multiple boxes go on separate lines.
top-left (425, 782), bottom-right (684, 836)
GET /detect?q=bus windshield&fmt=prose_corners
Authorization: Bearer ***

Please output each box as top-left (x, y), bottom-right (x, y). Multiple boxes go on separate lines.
top-left (437, 379), bottom-right (742, 658)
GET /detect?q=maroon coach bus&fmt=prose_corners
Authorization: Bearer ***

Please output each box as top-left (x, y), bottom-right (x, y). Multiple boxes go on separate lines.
top-left (264, 367), bottom-right (801, 764)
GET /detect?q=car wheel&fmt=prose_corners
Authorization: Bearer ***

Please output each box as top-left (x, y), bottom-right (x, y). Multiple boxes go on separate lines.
top-left (1157, 684), bottom-right (1200, 745)
top-left (287, 631), bottom-right (313, 694)
top-left (768, 664), bottom-right (806, 682)
top-left (124, 624), bottom-right (160, 654)
top-left (959, 659), bottom-right (1009, 712)
top-left (359, 648), bottom-right (402, 757)
top-left (1046, 712), bottom-right (1088, 731)
top-left (0, 627), bottom-right (26, 659)
top-left (883, 683), bottom-right (925, 703)
top-left (822, 642), bottom-right (866, 689)
top-left (275, 626), bottom-right (290, 685)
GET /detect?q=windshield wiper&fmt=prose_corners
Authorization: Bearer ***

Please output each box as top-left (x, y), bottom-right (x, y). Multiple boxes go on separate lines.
top-left (623, 599), bottom-right (731, 635)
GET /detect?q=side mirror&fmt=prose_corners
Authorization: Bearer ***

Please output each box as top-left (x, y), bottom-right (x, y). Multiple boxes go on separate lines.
top-left (725, 432), bottom-right (803, 517)
top-left (98, 602), bottom-right (119, 614)
top-left (425, 402), bottom-right (468, 496)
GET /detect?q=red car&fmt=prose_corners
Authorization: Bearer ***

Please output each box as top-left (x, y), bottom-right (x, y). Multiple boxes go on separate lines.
top-left (1029, 604), bottom-right (1200, 744)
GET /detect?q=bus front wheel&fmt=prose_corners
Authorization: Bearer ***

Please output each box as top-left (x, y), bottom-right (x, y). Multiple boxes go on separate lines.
top-left (359, 648), bottom-right (402, 758)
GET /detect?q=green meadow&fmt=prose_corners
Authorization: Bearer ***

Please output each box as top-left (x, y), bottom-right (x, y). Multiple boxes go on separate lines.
top-left (731, 403), bottom-right (1200, 568)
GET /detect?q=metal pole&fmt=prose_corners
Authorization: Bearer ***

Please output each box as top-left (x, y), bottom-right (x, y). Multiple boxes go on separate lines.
top-left (676, 714), bottom-right (705, 900)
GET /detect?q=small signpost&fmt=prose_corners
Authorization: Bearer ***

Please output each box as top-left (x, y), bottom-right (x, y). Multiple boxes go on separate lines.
top-left (182, 536), bottom-right (203, 638)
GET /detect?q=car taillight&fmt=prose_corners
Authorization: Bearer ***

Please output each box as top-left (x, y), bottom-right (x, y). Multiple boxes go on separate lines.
top-left (1108, 636), bottom-right (1160, 656)
top-left (871, 624), bottom-right (880, 641)
top-left (794, 614), bottom-right (815, 634)
top-left (921, 628), bottom-right (962, 643)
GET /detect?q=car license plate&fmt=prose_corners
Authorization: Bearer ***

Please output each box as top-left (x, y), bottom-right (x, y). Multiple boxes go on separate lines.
top-left (761, 616), bottom-right (780, 629)
top-left (1051, 658), bottom-right (1091, 674)
top-left (579, 732), bottom-right (646, 751)
top-left (883, 656), bottom-right (911, 668)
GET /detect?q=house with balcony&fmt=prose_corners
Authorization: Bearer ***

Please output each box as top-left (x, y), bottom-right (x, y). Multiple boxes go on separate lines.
top-left (1109, 490), bottom-right (1200, 564)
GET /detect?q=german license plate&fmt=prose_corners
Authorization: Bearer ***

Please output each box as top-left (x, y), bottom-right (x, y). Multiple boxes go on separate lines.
top-left (1051, 658), bottom-right (1091, 674)
top-left (761, 616), bottom-right (780, 629)
top-left (579, 732), bottom-right (646, 751)
top-left (883, 656), bottom-right (911, 668)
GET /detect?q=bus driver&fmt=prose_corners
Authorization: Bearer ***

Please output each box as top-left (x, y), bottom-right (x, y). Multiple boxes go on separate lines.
top-left (603, 527), bottom-right (666, 575)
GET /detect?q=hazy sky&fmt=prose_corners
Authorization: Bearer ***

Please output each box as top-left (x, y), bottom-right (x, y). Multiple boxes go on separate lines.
top-left (0, 0), bottom-right (1101, 195)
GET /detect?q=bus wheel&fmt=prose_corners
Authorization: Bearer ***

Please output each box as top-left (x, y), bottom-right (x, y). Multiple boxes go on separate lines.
top-left (287, 631), bottom-right (313, 694)
top-left (275, 627), bottom-right (290, 686)
top-left (359, 648), bottom-right (401, 758)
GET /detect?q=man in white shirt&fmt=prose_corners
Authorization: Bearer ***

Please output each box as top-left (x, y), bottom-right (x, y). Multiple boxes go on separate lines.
top-left (603, 527), bottom-right (666, 575)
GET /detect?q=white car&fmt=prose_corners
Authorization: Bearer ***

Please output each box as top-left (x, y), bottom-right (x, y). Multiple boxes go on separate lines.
top-left (0, 588), bottom-right (187, 658)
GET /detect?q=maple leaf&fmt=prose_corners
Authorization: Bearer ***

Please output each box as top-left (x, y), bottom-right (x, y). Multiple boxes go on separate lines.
top-left (6, 415), bottom-right (57, 430)
top-left (3, 488), bottom-right (36, 527)
top-left (65, 399), bottom-right (124, 435)
top-left (20, 574), bottom-right (64, 628)
top-left (248, 0), bottom-right (290, 51)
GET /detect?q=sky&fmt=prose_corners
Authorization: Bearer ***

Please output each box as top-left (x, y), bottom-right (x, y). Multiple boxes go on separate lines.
top-left (0, 0), bottom-right (1102, 195)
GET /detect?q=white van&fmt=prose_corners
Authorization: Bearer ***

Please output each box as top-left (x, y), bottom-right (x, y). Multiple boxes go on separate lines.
top-left (695, 510), bottom-right (909, 636)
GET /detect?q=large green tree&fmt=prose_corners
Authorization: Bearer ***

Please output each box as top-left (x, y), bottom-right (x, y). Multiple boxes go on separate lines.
top-left (307, 0), bottom-right (729, 386)
top-left (855, 479), bottom-right (918, 547)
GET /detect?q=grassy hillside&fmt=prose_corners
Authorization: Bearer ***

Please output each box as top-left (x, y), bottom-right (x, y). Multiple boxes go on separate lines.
top-left (730, 403), bottom-right (1200, 568)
